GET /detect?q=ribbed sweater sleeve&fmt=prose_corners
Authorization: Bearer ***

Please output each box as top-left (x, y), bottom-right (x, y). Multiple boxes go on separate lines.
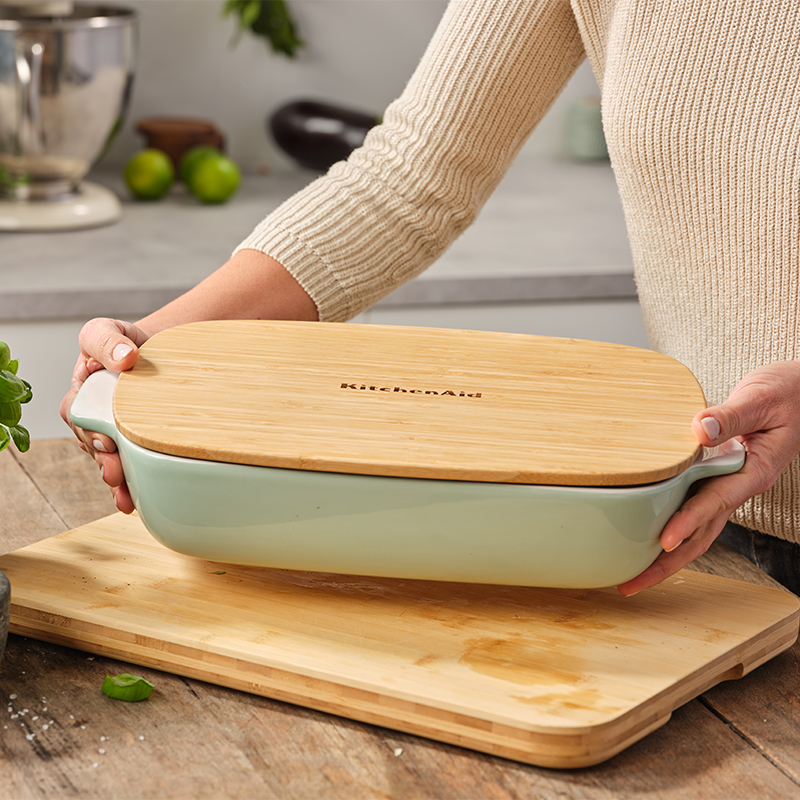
top-left (234, 0), bottom-right (584, 322)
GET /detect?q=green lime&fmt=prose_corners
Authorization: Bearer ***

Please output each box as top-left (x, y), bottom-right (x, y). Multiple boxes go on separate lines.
top-left (123, 149), bottom-right (174, 200)
top-left (179, 145), bottom-right (222, 185)
top-left (186, 155), bottom-right (241, 204)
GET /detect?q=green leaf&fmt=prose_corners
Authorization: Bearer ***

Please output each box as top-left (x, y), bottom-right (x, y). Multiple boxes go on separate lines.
top-left (0, 370), bottom-right (28, 403)
top-left (10, 425), bottom-right (30, 453)
top-left (0, 401), bottom-right (21, 427)
top-left (223, 0), bottom-right (302, 58)
top-left (7, 359), bottom-right (18, 375)
top-left (102, 673), bottom-right (154, 702)
top-left (0, 342), bottom-right (10, 371)
top-left (0, 426), bottom-right (9, 453)
top-left (240, 0), bottom-right (261, 29)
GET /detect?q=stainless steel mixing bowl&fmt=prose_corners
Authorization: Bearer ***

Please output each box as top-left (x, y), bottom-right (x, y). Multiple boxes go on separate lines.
top-left (0, 3), bottom-right (137, 200)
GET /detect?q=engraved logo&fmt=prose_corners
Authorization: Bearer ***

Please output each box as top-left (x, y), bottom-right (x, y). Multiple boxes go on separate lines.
top-left (340, 383), bottom-right (481, 398)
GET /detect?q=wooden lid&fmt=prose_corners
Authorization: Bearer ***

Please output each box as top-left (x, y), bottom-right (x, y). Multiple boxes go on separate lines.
top-left (113, 320), bottom-right (707, 486)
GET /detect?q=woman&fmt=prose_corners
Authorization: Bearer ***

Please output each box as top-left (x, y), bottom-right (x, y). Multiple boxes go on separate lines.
top-left (62, 0), bottom-right (800, 595)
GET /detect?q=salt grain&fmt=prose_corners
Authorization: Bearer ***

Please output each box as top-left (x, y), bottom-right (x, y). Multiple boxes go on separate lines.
top-left (98, 748), bottom-right (105, 755)
top-left (394, 747), bottom-right (403, 757)
top-left (9, 694), bottom-right (16, 700)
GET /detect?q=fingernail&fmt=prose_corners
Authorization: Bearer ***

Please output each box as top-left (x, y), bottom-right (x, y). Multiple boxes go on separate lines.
top-left (664, 539), bottom-right (683, 553)
top-left (99, 466), bottom-right (105, 481)
top-left (112, 343), bottom-right (133, 362)
top-left (701, 416), bottom-right (721, 440)
top-left (92, 438), bottom-right (107, 453)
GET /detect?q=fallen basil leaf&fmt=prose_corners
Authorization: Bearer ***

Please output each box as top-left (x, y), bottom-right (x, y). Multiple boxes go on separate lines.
top-left (102, 673), bottom-right (154, 702)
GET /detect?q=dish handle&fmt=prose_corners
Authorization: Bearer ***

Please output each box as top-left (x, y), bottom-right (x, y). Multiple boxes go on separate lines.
top-left (69, 369), bottom-right (120, 443)
top-left (683, 439), bottom-right (746, 484)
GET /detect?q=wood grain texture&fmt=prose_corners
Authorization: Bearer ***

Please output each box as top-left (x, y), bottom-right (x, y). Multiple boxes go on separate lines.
top-left (6, 636), bottom-right (800, 800)
top-left (0, 446), bottom-right (68, 554)
top-left (4, 441), bottom-right (800, 799)
top-left (11, 439), bottom-right (117, 533)
top-left (2, 512), bottom-right (797, 769)
top-left (112, 321), bottom-right (707, 486)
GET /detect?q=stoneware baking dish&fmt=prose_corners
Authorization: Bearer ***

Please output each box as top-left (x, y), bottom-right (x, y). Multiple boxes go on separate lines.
top-left (70, 321), bottom-right (745, 588)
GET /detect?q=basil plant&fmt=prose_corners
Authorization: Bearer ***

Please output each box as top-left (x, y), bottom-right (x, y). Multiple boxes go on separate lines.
top-left (0, 342), bottom-right (32, 453)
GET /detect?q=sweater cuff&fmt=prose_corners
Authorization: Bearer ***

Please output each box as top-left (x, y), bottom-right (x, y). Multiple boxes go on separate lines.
top-left (233, 213), bottom-right (353, 323)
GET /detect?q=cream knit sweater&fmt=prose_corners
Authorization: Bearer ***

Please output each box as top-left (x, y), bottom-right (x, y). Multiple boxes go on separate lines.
top-left (236, 0), bottom-right (800, 543)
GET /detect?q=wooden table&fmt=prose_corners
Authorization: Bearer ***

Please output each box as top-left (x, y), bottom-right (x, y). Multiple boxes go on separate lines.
top-left (2, 440), bottom-right (800, 799)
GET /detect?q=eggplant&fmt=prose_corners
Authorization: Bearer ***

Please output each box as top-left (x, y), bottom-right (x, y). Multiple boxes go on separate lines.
top-left (269, 100), bottom-right (380, 172)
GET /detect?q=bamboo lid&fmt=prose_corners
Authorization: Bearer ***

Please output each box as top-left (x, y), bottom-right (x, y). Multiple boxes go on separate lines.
top-left (113, 320), bottom-right (707, 486)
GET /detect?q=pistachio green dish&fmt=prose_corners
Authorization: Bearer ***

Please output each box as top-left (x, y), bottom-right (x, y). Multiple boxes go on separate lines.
top-left (71, 370), bottom-right (745, 589)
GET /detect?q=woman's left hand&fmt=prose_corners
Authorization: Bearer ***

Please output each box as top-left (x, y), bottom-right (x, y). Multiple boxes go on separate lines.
top-left (617, 359), bottom-right (800, 596)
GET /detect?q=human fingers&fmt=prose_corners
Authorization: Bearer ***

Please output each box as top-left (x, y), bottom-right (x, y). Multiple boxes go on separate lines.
top-left (673, 362), bottom-right (800, 554)
top-left (693, 361), bottom-right (800, 457)
top-left (60, 352), bottom-right (121, 460)
top-left (617, 506), bottom-right (730, 596)
top-left (110, 483), bottom-right (136, 515)
top-left (618, 462), bottom-right (761, 596)
top-left (94, 450), bottom-right (135, 514)
top-left (619, 361), bottom-right (800, 596)
top-left (63, 319), bottom-right (150, 450)
top-left (77, 317), bottom-right (148, 374)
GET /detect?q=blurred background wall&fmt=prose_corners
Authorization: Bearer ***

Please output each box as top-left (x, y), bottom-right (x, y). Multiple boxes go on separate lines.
top-left (102, 0), bottom-right (601, 171)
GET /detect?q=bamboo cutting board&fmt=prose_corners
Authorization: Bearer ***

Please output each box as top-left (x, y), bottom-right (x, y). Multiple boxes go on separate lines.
top-left (112, 321), bottom-right (707, 486)
top-left (2, 513), bottom-right (798, 768)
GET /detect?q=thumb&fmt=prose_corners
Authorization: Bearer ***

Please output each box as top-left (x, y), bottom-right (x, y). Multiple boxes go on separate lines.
top-left (78, 318), bottom-right (147, 374)
top-left (693, 378), bottom-right (781, 448)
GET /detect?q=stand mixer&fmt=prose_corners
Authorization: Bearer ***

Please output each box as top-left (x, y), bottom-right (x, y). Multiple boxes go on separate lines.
top-left (0, 1), bottom-right (137, 231)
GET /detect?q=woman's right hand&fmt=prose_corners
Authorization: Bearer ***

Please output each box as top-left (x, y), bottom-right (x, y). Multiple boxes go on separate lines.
top-left (60, 317), bottom-right (151, 514)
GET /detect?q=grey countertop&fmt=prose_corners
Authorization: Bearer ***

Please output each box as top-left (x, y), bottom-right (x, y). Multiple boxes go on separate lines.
top-left (0, 155), bottom-right (634, 322)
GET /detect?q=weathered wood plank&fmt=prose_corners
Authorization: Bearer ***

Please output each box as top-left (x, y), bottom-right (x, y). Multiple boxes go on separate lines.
top-left (691, 540), bottom-right (788, 591)
top-left (12, 438), bottom-right (116, 533)
top-left (700, 644), bottom-right (800, 785)
top-left (691, 542), bottom-right (800, 786)
top-left (0, 447), bottom-right (67, 554)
